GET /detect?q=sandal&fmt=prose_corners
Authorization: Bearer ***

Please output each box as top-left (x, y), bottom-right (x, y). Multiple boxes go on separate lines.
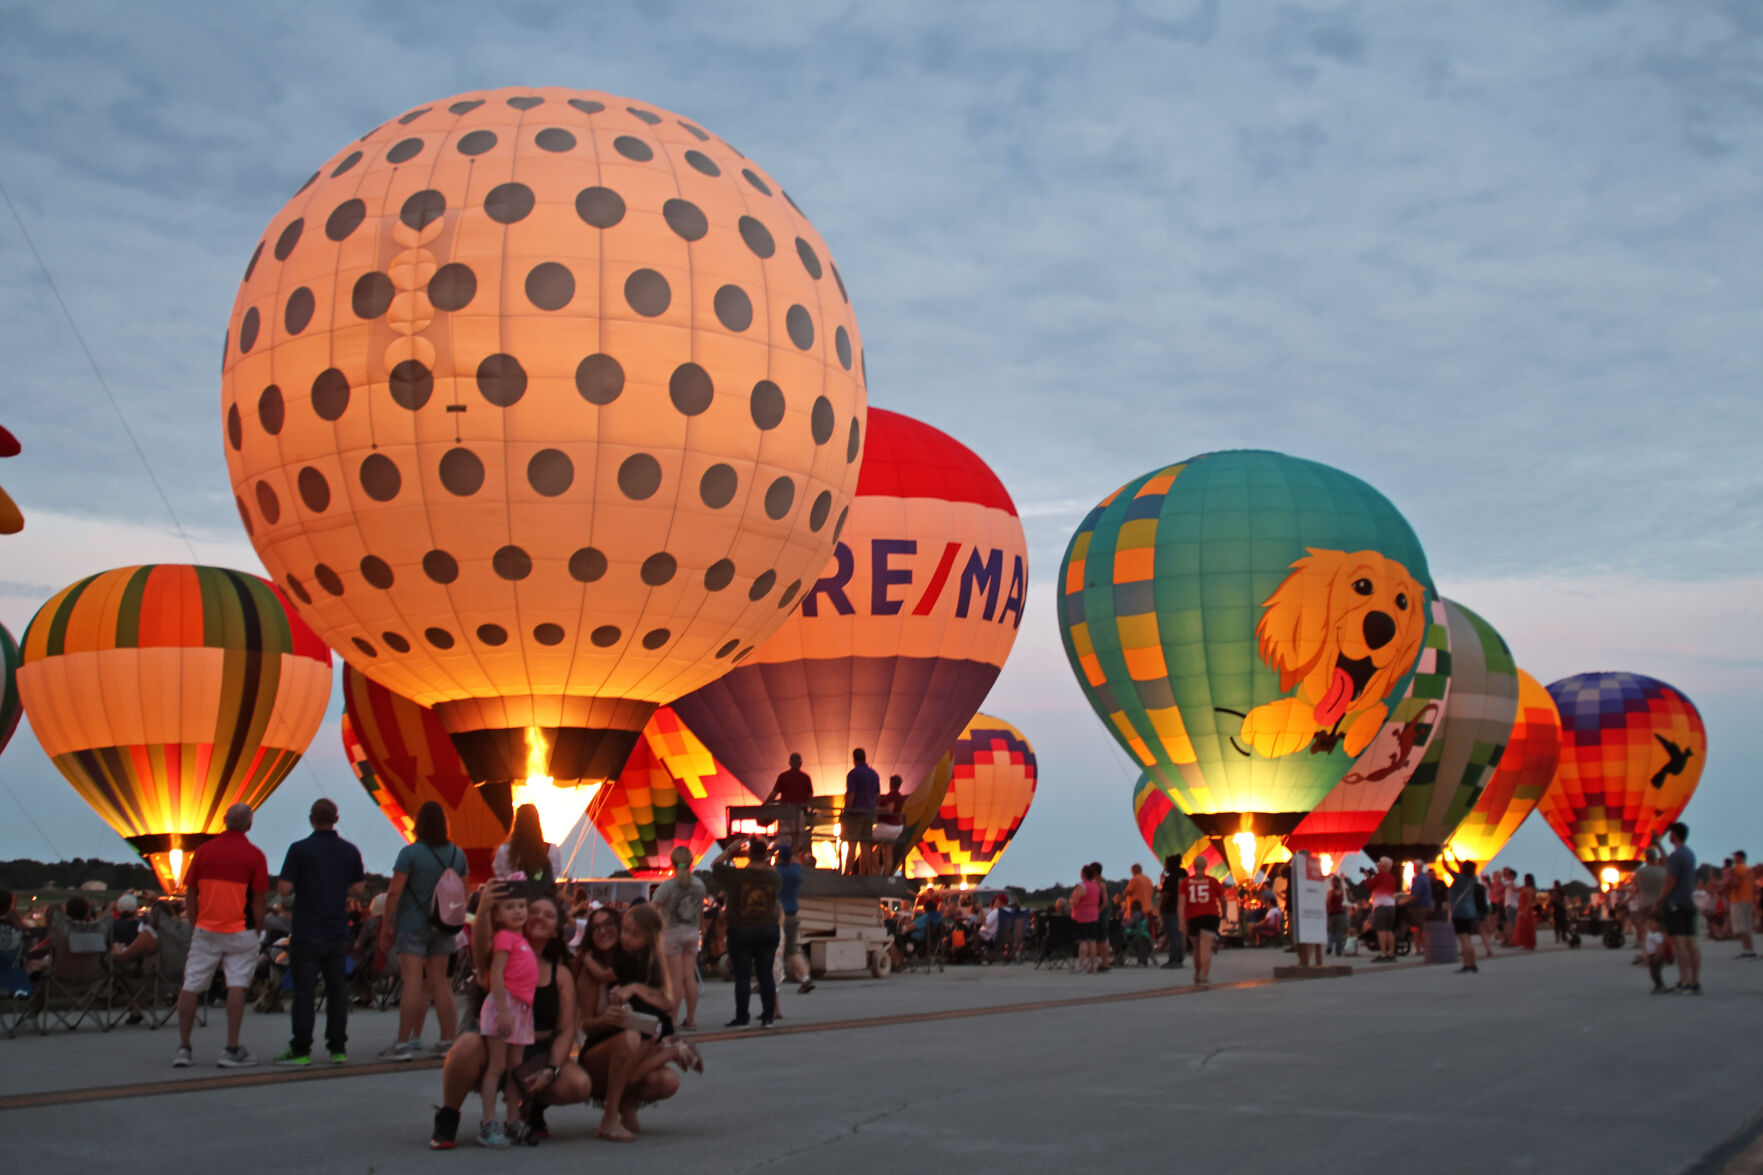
top-left (673, 1040), bottom-right (705, 1074)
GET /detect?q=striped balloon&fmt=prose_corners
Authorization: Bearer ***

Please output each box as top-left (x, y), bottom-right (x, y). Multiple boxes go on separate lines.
top-left (1446, 668), bottom-right (1561, 866)
top-left (640, 706), bottom-right (758, 842)
top-left (588, 735), bottom-right (717, 878)
top-left (17, 565), bottom-right (333, 892)
top-left (341, 710), bottom-right (415, 842)
top-left (905, 715), bottom-right (1037, 883)
top-left (0, 623), bottom-right (21, 760)
top-left (1132, 773), bottom-right (1207, 866)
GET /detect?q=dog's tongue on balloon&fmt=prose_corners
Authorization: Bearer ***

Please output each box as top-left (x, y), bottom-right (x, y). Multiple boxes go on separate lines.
top-left (1314, 666), bottom-right (1355, 728)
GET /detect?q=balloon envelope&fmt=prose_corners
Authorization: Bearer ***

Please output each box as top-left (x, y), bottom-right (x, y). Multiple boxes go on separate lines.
top-left (1537, 672), bottom-right (1705, 873)
top-left (221, 86), bottom-right (866, 787)
top-left (1132, 773), bottom-right (1208, 866)
top-left (905, 714), bottom-right (1037, 883)
top-left (1446, 668), bottom-right (1561, 866)
top-left (0, 623), bottom-right (20, 761)
top-left (674, 408), bottom-right (1026, 802)
top-left (639, 706), bottom-right (758, 842)
top-left (587, 733), bottom-right (718, 878)
top-left (18, 566), bottom-right (333, 891)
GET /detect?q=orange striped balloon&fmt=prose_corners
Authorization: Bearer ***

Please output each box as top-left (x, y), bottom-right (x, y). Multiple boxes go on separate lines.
top-left (905, 714), bottom-right (1036, 883)
top-left (1446, 669), bottom-right (1562, 866)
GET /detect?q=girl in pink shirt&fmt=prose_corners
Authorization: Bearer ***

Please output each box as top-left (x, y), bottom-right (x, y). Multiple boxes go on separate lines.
top-left (478, 885), bottom-right (537, 1147)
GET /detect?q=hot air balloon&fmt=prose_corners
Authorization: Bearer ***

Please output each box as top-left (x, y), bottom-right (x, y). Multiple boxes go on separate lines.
top-left (1132, 773), bottom-right (1207, 866)
top-left (0, 622), bottom-right (21, 760)
top-left (1363, 600), bottom-right (1519, 862)
top-left (221, 86), bottom-right (866, 813)
top-left (1537, 672), bottom-right (1705, 875)
top-left (639, 706), bottom-right (758, 842)
top-left (341, 665), bottom-right (510, 882)
top-left (0, 424), bottom-right (22, 534)
top-left (1445, 668), bottom-right (1561, 866)
top-left (904, 714), bottom-right (1037, 883)
top-left (17, 565), bottom-right (333, 891)
top-left (586, 736), bottom-right (717, 878)
top-left (674, 408), bottom-right (1026, 807)
top-left (1058, 451), bottom-right (1434, 878)
top-left (1285, 599), bottom-right (1453, 857)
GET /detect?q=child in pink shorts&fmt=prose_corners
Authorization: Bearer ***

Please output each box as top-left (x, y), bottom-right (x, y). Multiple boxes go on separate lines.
top-left (477, 881), bottom-right (538, 1147)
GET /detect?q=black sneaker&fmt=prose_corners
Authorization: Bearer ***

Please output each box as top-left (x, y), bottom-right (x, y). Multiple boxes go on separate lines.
top-left (430, 1107), bottom-right (460, 1150)
top-left (724, 1018), bottom-right (750, 1028)
top-left (1686, 984), bottom-right (1703, 996)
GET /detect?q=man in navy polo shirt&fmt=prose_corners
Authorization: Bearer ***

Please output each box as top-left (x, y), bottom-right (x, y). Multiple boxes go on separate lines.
top-left (274, 798), bottom-right (366, 1065)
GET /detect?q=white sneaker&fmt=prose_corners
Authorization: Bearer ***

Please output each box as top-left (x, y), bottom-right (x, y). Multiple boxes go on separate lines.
top-left (172, 1046), bottom-right (193, 1068)
top-left (217, 1047), bottom-right (258, 1069)
top-left (379, 1041), bottom-right (420, 1062)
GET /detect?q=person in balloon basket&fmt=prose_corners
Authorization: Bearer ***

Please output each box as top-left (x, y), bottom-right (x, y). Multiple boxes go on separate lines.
top-left (174, 803), bottom-right (269, 1069)
top-left (273, 798), bottom-right (366, 1067)
top-left (1658, 822), bottom-right (1702, 994)
top-left (764, 752), bottom-right (814, 858)
top-left (1365, 858), bottom-right (1400, 962)
top-left (712, 836), bottom-right (781, 1027)
top-left (1177, 868), bottom-right (1223, 986)
top-left (842, 749), bottom-right (881, 876)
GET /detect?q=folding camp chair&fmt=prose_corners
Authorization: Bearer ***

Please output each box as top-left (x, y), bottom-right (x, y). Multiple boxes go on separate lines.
top-left (109, 907), bottom-right (203, 1029)
top-left (0, 922), bottom-right (31, 1038)
top-left (1035, 915), bottom-right (1079, 969)
top-left (30, 912), bottom-right (113, 1033)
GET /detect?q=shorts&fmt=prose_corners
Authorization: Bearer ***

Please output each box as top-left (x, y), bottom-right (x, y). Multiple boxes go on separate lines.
top-left (182, 928), bottom-right (259, 992)
top-left (1452, 917), bottom-right (1477, 936)
top-left (782, 914), bottom-right (801, 959)
top-left (394, 922), bottom-right (457, 959)
top-left (841, 811), bottom-right (875, 841)
top-left (1372, 906), bottom-right (1396, 933)
top-left (1732, 902), bottom-right (1754, 934)
top-left (479, 995), bottom-right (536, 1046)
top-left (661, 927), bottom-right (701, 958)
top-left (1186, 915), bottom-right (1220, 937)
top-left (1664, 904), bottom-right (1697, 938)
top-left (1405, 905), bottom-right (1431, 929)
top-left (1074, 920), bottom-right (1104, 942)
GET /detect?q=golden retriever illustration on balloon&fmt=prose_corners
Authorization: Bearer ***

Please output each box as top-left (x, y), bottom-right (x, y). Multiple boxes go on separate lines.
top-left (1239, 548), bottom-right (1427, 760)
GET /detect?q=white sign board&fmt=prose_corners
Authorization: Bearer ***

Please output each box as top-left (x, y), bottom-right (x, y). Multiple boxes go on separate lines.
top-left (1292, 851), bottom-right (1329, 946)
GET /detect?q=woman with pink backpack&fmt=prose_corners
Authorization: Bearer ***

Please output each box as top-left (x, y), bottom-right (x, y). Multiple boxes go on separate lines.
top-left (377, 802), bottom-right (469, 1061)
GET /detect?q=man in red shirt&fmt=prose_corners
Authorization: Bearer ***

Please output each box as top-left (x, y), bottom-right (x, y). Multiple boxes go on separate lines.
top-left (1176, 871), bottom-right (1224, 985)
top-left (1365, 857), bottom-right (1400, 962)
top-left (175, 803), bottom-right (269, 1069)
top-left (763, 753), bottom-right (814, 857)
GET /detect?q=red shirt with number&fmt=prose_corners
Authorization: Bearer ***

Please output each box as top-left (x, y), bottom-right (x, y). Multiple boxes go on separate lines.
top-left (1181, 875), bottom-right (1222, 918)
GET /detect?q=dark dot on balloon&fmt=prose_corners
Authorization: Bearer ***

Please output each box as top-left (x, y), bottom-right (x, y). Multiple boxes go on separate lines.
top-left (624, 269), bottom-right (670, 317)
top-left (575, 354), bottom-right (624, 405)
top-left (810, 396), bottom-right (834, 444)
top-left (530, 127), bottom-right (572, 153)
top-left (833, 505), bottom-right (849, 542)
top-left (314, 564), bottom-right (344, 596)
top-left (507, 95), bottom-right (544, 110)
top-left (300, 171), bottom-right (319, 195)
top-left (704, 559), bottom-right (735, 591)
top-left (575, 186), bottom-right (625, 228)
top-left (243, 241), bottom-right (264, 282)
top-left (492, 545), bottom-right (532, 581)
top-left (258, 385), bottom-right (285, 435)
top-left (831, 263), bottom-right (849, 304)
top-left (226, 405), bottom-right (242, 451)
top-left (359, 454), bottom-right (402, 501)
top-left (732, 646), bottom-right (755, 664)
top-left (641, 552), bottom-right (677, 586)
top-left (423, 549), bottom-right (459, 584)
top-left (359, 555), bottom-right (394, 589)
top-left (425, 627), bottom-right (455, 649)
top-left (714, 285), bottom-right (752, 331)
top-left (748, 570), bottom-right (776, 601)
top-left (743, 169), bottom-right (772, 196)
top-left (449, 99), bottom-right (484, 116)
top-left (715, 639), bottom-right (739, 659)
top-left (330, 150), bottom-right (363, 177)
top-left (669, 362), bottom-right (713, 416)
top-left (526, 262), bottom-right (575, 311)
top-left (254, 480), bottom-right (281, 524)
top-left (284, 575), bottom-right (310, 605)
top-left (238, 307), bottom-right (260, 353)
top-left (235, 496), bottom-right (253, 537)
top-left (476, 353), bottom-right (526, 406)
top-left (618, 453), bottom-right (662, 500)
top-left (786, 305), bottom-right (814, 350)
top-left (527, 449), bottom-right (573, 497)
top-left (283, 287), bottom-right (314, 335)
top-left (641, 628), bottom-right (671, 650)
top-left (678, 120), bottom-right (709, 141)
top-left (613, 135), bottom-right (653, 161)
top-left (663, 198), bottom-right (707, 241)
top-left (428, 262), bottom-right (476, 311)
top-left (684, 150), bottom-right (719, 176)
top-left (400, 189), bottom-right (447, 231)
top-left (809, 490), bottom-right (832, 531)
top-left (699, 463), bottom-right (737, 509)
top-left (778, 580), bottom-right (801, 610)
top-left (738, 216), bottom-right (775, 258)
top-left (351, 636), bottom-right (376, 657)
top-left (353, 272), bottom-right (394, 319)
top-left (568, 547), bottom-right (607, 583)
top-left (750, 380), bottom-right (785, 429)
top-left (533, 623), bottom-right (565, 646)
top-left (325, 198), bottom-right (365, 241)
top-left (398, 106), bottom-right (431, 126)
top-left (456, 129), bottom-right (497, 156)
top-left (568, 98), bottom-right (604, 115)
top-left (484, 182), bottom-right (533, 225)
top-left (625, 107), bottom-right (660, 125)
top-left (846, 418), bottom-right (861, 463)
top-left (835, 327), bottom-right (852, 370)
top-left (476, 624), bottom-right (509, 646)
top-left (389, 360), bottom-right (433, 410)
top-left (386, 137), bottom-right (424, 164)
top-left (381, 631), bottom-right (411, 654)
top-left (591, 625), bottom-right (621, 648)
top-left (794, 238), bottom-right (822, 280)
top-left (312, 368), bottom-right (350, 420)
top-left (296, 467), bottom-right (330, 512)
top-left (274, 219), bottom-right (304, 261)
top-left (440, 447), bottom-right (485, 496)
top-left (765, 477), bottom-right (796, 520)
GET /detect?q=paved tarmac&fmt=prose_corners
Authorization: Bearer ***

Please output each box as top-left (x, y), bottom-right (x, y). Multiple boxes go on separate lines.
top-left (4, 939), bottom-right (1761, 1174)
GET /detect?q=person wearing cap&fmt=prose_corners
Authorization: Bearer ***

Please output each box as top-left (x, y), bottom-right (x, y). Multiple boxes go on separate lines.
top-left (176, 803), bottom-right (270, 1069)
top-left (110, 893), bottom-right (143, 949)
top-left (273, 798), bottom-right (366, 1066)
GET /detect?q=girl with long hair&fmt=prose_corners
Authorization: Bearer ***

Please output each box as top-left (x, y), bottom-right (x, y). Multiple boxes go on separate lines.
top-left (1071, 863), bottom-right (1105, 974)
top-left (493, 803), bottom-right (562, 892)
top-left (378, 801), bottom-right (465, 1060)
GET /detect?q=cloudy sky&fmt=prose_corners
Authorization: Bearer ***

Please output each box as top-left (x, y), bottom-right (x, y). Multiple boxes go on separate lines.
top-left (1, 1), bottom-right (1757, 887)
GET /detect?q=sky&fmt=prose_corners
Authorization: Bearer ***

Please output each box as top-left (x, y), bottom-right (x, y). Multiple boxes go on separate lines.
top-left (0, 0), bottom-right (1758, 889)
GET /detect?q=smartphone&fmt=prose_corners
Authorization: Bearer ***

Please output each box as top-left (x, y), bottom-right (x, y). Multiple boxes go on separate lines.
top-left (622, 1011), bottom-right (662, 1038)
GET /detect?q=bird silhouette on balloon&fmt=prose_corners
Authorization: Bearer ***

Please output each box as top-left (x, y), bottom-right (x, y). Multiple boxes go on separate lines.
top-left (1652, 735), bottom-right (1693, 790)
